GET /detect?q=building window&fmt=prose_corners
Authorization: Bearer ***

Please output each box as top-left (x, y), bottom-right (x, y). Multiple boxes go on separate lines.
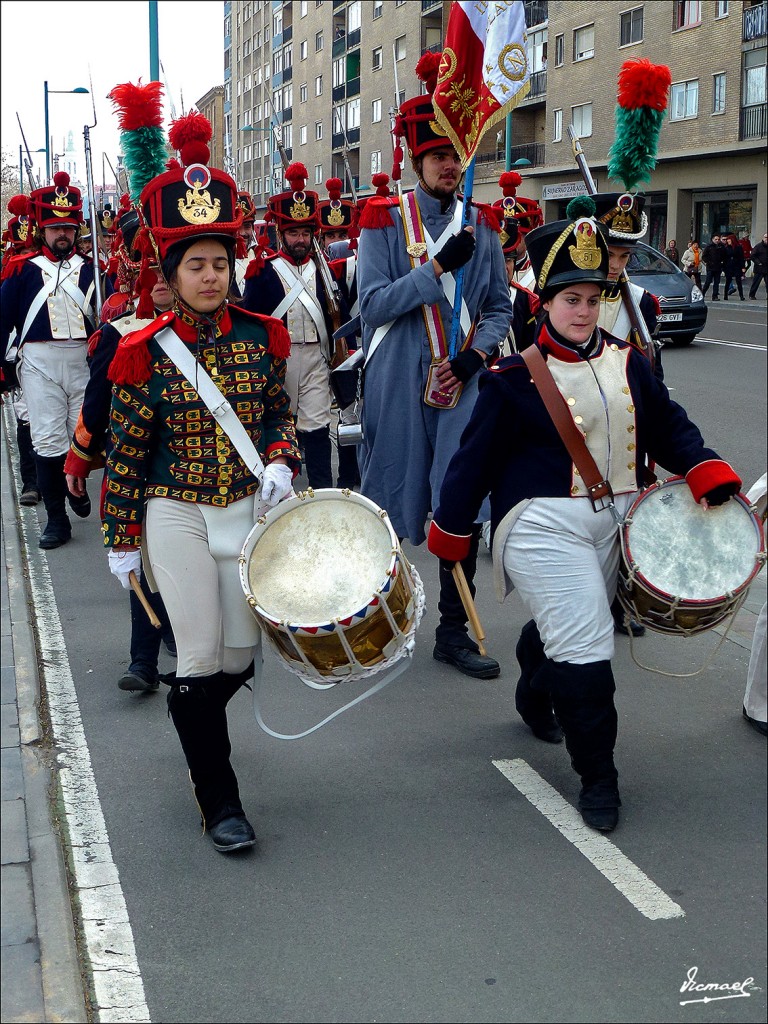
top-left (314, 164), bottom-right (323, 184)
top-left (315, 121), bottom-right (323, 141)
top-left (395, 35), bottom-right (407, 62)
top-left (674, 1), bottom-right (701, 30)
top-left (300, 83), bottom-right (308, 103)
top-left (712, 73), bottom-right (726, 114)
top-left (273, 50), bottom-right (283, 75)
top-left (334, 104), bottom-right (346, 132)
top-left (372, 47), bottom-right (383, 72)
top-left (300, 39), bottom-right (307, 60)
top-left (273, 9), bottom-right (282, 36)
top-left (571, 102), bottom-right (593, 137)
top-left (373, 0), bottom-right (383, 18)
top-left (283, 125), bottom-right (292, 149)
top-left (333, 58), bottom-right (346, 88)
top-left (371, 150), bottom-right (382, 174)
top-left (620, 7), bottom-right (644, 46)
top-left (254, 141), bottom-right (262, 159)
top-left (573, 24), bottom-right (595, 62)
top-left (300, 124), bottom-right (307, 145)
top-left (244, 39), bottom-right (251, 57)
top-left (315, 75), bottom-right (323, 96)
top-left (316, 30), bottom-right (323, 52)
top-left (528, 28), bottom-right (547, 74)
top-left (554, 34), bottom-right (564, 67)
top-left (283, 84), bottom-right (293, 107)
top-left (743, 49), bottom-right (767, 106)
top-left (347, 97), bottom-right (361, 129)
top-left (670, 79), bottom-right (699, 119)
top-left (553, 108), bottom-right (563, 142)
top-left (300, 0), bottom-right (307, 16)
top-left (348, 0), bottom-right (361, 32)
top-left (715, 0), bottom-right (729, 15)
top-left (371, 98), bottom-right (382, 123)
top-left (254, 177), bottom-right (261, 196)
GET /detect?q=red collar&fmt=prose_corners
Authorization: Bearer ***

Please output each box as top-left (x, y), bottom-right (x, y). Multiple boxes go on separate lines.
top-left (537, 322), bottom-right (605, 364)
top-left (278, 249), bottom-right (312, 268)
top-left (172, 303), bottom-right (232, 342)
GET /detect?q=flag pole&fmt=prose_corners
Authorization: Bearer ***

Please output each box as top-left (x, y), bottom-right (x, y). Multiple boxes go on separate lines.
top-left (447, 156), bottom-right (475, 359)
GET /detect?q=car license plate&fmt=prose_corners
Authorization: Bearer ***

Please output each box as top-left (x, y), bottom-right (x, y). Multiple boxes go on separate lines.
top-left (657, 312), bottom-right (683, 323)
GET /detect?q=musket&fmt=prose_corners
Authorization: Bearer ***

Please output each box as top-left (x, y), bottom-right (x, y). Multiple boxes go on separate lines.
top-left (567, 125), bottom-right (656, 372)
top-left (104, 152), bottom-right (128, 197)
top-left (266, 96), bottom-right (346, 365)
top-left (83, 70), bottom-right (104, 321)
top-left (390, 44), bottom-right (404, 196)
top-left (16, 114), bottom-right (40, 190)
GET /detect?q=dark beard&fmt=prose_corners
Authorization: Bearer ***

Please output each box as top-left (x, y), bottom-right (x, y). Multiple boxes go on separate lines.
top-left (283, 241), bottom-right (311, 262)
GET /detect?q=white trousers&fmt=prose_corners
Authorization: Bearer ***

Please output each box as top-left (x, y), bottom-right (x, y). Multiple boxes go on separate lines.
top-left (284, 342), bottom-right (332, 432)
top-left (18, 341), bottom-right (89, 457)
top-left (145, 496), bottom-right (260, 677)
top-left (744, 601), bottom-right (767, 725)
top-left (502, 494), bottom-right (637, 664)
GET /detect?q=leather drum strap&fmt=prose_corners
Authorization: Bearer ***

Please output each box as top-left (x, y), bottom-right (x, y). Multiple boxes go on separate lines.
top-left (521, 345), bottom-right (613, 509)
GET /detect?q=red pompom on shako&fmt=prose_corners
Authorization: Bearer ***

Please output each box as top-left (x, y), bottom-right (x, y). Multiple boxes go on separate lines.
top-left (5, 194), bottom-right (33, 250)
top-left (492, 171), bottom-right (543, 253)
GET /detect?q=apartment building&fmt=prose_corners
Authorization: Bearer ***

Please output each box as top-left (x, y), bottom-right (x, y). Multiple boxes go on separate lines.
top-left (223, 0), bottom-right (767, 243)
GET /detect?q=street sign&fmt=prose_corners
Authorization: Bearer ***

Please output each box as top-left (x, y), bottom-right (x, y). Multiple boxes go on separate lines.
top-left (541, 179), bottom-right (599, 200)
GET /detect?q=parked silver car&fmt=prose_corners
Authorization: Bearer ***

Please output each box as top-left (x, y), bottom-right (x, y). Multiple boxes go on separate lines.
top-left (627, 242), bottom-right (708, 347)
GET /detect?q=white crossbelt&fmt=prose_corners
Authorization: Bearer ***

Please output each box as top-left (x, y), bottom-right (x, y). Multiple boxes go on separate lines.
top-left (20, 255), bottom-right (94, 344)
top-left (270, 256), bottom-right (331, 357)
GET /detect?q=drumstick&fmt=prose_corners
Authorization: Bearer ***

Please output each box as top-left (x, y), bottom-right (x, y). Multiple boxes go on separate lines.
top-left (128, 570), bottom-right (162, 629)
top-left (451, 563), bottom-right (487, 656)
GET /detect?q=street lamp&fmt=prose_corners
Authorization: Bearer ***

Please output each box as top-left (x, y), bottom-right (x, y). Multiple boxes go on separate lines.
top-left (44, 81), bottom-right (89, 184)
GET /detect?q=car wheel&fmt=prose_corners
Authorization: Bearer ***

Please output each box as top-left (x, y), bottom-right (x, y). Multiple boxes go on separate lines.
top-left (667, 332), bottom-right (697, 347)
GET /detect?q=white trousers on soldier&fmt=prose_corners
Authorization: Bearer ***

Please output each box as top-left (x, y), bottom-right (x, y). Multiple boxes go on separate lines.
top-left (18, 341), bottom-right (88, 457)
top-left (284, 342), bottom-right (332, 432)
top-left (502, 493), bottom-right (637, 665)
top-left (145, 496), bottom-right (260, 678)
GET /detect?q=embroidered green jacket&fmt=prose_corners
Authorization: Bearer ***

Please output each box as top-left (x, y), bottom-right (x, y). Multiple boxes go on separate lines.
top-left (102, 305), bottom-right (300, 548)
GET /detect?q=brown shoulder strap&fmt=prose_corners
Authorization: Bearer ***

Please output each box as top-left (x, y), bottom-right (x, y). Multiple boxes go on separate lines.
top-left (520, 345), bottom-right (612, 507)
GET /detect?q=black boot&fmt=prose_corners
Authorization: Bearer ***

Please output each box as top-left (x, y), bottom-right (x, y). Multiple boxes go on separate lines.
top-left (167, 674), bottom-right (256, 852)
top-left (16, 420), bottom-right (40, 505)
top-left (35, 454), bottom-right (71, 549)
top-left (298, 426), bottom-right (333, 489)
top-left (336, 438), bottom-right (361, 490)
top-left (537, 659), bottom-right (621, 831)
top-left (118, 580), bottom-right (174, 692)
top-left (515, 620), bottom-right (563, 743)
top-left (433, 526), bottom-right (500, 679)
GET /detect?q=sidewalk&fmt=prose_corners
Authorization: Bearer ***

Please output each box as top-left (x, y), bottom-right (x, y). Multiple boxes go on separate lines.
top-left (1, 415), bottom-right (88, 1023)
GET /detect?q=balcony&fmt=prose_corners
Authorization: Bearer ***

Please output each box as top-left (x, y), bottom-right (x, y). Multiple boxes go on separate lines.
top-left (333, 34), bottom-right (346, 58)
top-left (524, 1), bottom-right (548, 28)
top-left (421, 0), bottom-right (441, 10)
top-left (475, 142), bottom-right (545, 168)
top-left (525, 70), bottom-right (547, 100)
top-left (743, 2), bottom-right (767, 40)
top-left (347, 28), bottom-right (361, 48)
top-left (333, 83), bottom-right (346, 103)
top-left (346, 77), bottom-right (360, 97)
top-left (332, 128), bottom-right (360, 150)
top-left (740, 102), bottom-right (767, 139)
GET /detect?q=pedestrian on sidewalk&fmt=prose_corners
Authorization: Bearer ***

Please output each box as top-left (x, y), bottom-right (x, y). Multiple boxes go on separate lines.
top-left (749, 232), bottom-right (768, 299)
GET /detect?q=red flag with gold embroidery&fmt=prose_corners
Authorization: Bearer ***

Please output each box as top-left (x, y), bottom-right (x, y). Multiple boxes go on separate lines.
top-left (433, 1), bottom-right (531, 170)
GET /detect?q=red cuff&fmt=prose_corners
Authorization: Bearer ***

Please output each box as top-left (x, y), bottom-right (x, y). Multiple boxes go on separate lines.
top-left (686, 460), bottom-right (742, 503)
top-left (64, 450), bottom-right (92, 478)
top-left (427, 520), bottom-right (472, 563)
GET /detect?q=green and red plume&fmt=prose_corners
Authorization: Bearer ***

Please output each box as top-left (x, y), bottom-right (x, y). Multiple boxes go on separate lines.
top-left (108, 80), bottom-right (167, 203)
top-left (608, 58), bottom-right (672, 191)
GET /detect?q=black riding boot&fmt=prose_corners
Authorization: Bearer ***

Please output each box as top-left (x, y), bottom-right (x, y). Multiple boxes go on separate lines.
top-left (433, 525), bottom-right (500, 679)
top-left (535, 659), bottom-right (621, 831)
top-left (515, 620), bottom-right (563, 743)
top-left (336, 438), bottom-right (361, 490)
top-left (298, 426), bottom-right (333, 489)
top-left (167, 674), bottom-right (256, 852)
top-left (16, 420), bottom-right (40, 504)
top-left (35, 453), bottom-right (71, 549)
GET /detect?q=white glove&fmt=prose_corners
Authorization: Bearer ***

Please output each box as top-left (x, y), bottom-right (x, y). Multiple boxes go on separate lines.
top-left (260, 462), bottom-right (293, 506)
top-left (108, 548), bottom-right (143, 590)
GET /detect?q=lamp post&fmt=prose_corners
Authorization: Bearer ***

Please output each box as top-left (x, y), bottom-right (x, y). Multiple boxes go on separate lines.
top-left (44, 81), bottom-right (89, 184)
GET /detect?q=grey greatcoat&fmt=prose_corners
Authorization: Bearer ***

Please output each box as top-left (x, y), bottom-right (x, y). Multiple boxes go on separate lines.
top-left (356, 184), bottom-right (513, 544)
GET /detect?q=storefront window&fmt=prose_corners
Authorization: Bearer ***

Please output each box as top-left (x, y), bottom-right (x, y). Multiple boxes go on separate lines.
top-left (696, 197), bottom-right (753, 243)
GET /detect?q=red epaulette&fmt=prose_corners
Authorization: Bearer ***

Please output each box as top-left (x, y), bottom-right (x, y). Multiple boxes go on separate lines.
top-left (244, 247), bottom-right (279, 280)
top-left (650, 292), bottom-right (661, 316)
top-left (107, 310), bottom-right (176, 386)
top-left (509, 280), bottom-right (540, 315)
top-left (358, 195), bottom-right (398, 230)
top-left (0, 250), bottom-right (35, 280)
top-left (100, 291), bottom-right (131, 324)
top-left (328, 258), bottom-right (347, 281)
top-left (228, 305), bottom-right (291, 360)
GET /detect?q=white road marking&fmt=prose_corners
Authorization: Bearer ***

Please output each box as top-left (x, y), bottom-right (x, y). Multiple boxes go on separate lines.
top-left (493, 758), bottom-right (685, 921)
top-left (693, 337), bottom-right (766, 351)
top-left (7, 411), bottom-right (151, 1024)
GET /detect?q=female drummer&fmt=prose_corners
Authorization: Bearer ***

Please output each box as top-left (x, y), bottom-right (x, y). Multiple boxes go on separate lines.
top-left (427, 198), bottom-right (741, 832)
top-left (103, 114), bottom-right (301, 853)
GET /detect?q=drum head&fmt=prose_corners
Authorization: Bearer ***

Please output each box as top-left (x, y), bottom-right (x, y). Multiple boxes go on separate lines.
top-left (624, 479), bottom-right (762, 601)
top-left (244, 491), bottom-right (396, 625)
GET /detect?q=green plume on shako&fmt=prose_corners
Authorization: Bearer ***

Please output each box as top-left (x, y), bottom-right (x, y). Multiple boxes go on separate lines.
top-left (607, 58), bottom-right (672, 192)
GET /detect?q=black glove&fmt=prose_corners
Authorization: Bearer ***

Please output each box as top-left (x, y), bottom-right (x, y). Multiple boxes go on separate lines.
top-left (702, 483), bottom-right (738, 507)
top-left (434, 229), bottom-right (476, 274)
top-left (448, 349), bottom-right (484, 384)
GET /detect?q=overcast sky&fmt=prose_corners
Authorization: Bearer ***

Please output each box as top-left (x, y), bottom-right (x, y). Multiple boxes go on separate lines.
top-left (1, 0), bottom-right (223, 190)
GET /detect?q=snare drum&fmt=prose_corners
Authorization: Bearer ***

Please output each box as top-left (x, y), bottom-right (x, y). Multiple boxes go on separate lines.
top-left (617, 477), bottom-right (766, 636)
top-left (239, 489), bottom-right (424, 681)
